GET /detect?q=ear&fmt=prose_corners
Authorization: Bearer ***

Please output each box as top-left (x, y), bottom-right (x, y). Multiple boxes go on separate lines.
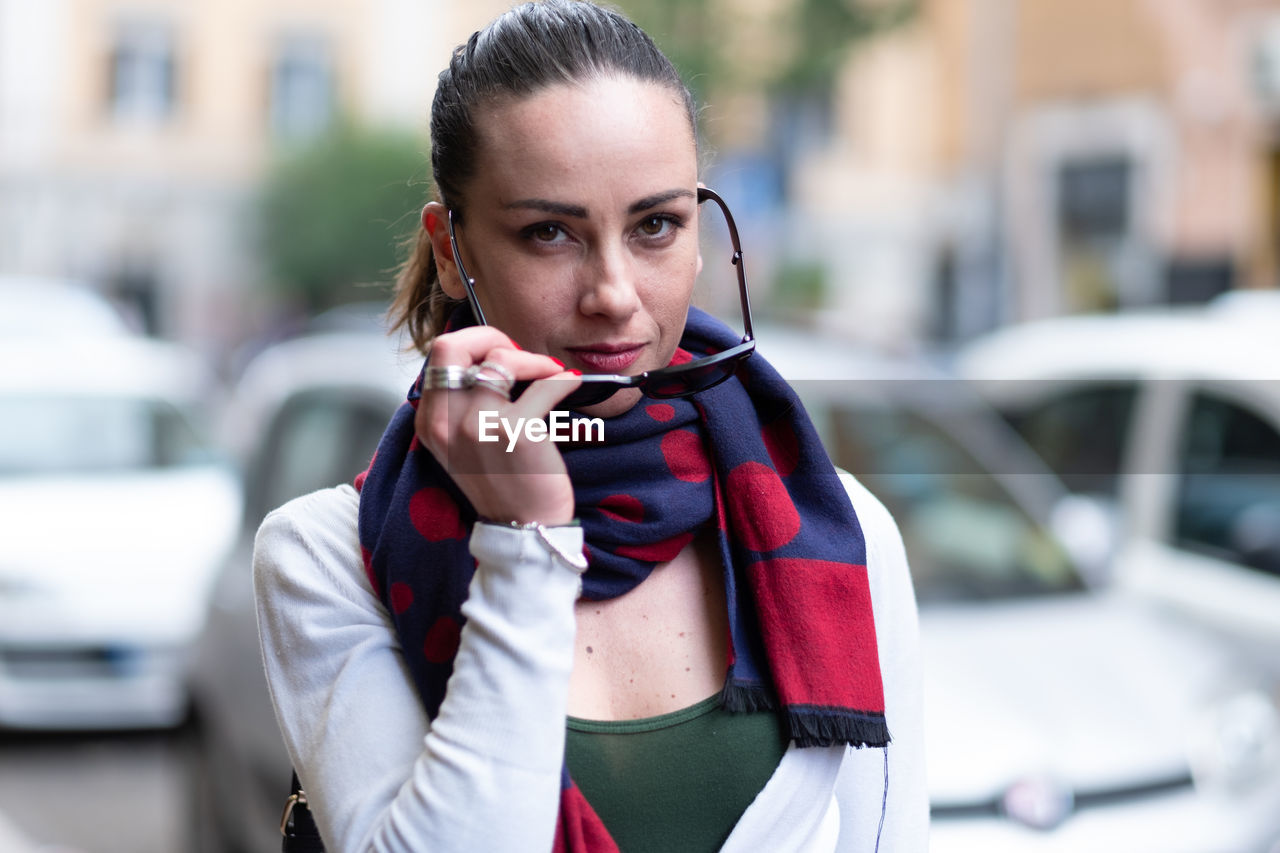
top-left (423, 202), bottom-right (468, 300)
top-left (694, 182), bottom-right (705, 278)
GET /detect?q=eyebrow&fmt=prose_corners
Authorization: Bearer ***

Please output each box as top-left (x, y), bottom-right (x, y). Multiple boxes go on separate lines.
top-left (504, 198), bottom-right (588, 218)
top-left (628, 188), bottom-right (696, 213)
top-left (503, 188), bottom-right (696, 219)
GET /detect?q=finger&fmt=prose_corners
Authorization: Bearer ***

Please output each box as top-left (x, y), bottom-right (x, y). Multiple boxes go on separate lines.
top-left (508, 371), bottom-right (584, 416)
top-left (479, 348), bottom-right (565, 382)
top-left (429, 331), bottom-right (564, 386)
top-left (428, 326), bottom-right (519, 367)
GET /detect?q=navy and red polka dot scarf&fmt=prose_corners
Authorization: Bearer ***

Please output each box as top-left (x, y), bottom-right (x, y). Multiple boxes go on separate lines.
top-left (355, 306), bottom-right (889, 851)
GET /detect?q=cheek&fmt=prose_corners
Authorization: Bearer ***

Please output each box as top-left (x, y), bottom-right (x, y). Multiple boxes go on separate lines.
top-left (491, 288), bottom-right (566, 337)
top-left (501, 279), bottom-right (592, 348)
top-left (648, 253), bottom-right (699, 326)
top-left (475, 257), bottom-right (565, 314)
top-left (681, 249), bottom-right (701, 301)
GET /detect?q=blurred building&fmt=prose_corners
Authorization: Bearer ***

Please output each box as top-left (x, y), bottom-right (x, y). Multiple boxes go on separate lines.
top-left (8, 0), bottom-right (1280, 355)
top-left (0, 0), bottom-right (506, 357)
top-left (772, 0), bottom-right (1280, 347)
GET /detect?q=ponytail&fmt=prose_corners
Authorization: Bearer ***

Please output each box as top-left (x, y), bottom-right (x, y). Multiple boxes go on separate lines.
top-left (389, 221), bottom-right (462, 355)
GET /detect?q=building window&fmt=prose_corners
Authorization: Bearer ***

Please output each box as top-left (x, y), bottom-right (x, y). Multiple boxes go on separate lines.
top-left (270, 33), bottom-right (333, 141)
top-left (1056, 156), bottom-right (1133, 313)
top-left (109, 18), bottom-right (176, 125)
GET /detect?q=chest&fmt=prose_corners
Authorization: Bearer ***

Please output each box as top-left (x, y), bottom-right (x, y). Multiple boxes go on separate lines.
top-left (568, 532), bottom-right (728, 720)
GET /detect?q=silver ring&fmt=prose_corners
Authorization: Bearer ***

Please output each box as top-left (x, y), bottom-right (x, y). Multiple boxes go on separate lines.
top-left (466, 364), bottom-right (514, 398)
top-left (472, 375), bottom-right (513, 401)
top-left (464, 364), bottom-right (514, 392)
top-left (422, 365), bottom-right (470, 391)
top-left (476, 359), bottom-right (516, 385)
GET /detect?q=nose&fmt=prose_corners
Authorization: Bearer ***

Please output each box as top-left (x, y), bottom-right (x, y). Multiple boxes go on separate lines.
top-left (577, 239), bottom-right (640, 322)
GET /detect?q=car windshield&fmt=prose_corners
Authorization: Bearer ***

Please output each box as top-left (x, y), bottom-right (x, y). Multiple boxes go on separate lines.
top-left (0, 394), bottom-right (213, 475)
top-left (826, 403), bottom-right (1084, 603)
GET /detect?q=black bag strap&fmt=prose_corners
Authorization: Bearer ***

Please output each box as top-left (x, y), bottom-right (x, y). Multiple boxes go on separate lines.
top-left (280, 770), bottom-right (326, 853)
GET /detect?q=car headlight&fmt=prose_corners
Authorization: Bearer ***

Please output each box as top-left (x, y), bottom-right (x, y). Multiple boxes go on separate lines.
top-left (1188, 689), bottom-right (1280, 792)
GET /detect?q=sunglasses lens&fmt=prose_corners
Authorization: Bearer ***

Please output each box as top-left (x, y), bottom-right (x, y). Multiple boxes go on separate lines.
top-left (563, 381), bottom-right (622, 409)
top-left (646, 364), bottom-right (728, 398)
top-left (645, 348), bottom-right (751, 399)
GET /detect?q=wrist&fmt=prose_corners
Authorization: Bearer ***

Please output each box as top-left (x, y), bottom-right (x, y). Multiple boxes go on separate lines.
top-left (477, 516), bottom-right (580, 529)
top-left (490, 506), bottom-right (576, 527)
top-left (475, 518), bottom-right (588, 574)
top-left (473, 495), bottom-right (575, 528)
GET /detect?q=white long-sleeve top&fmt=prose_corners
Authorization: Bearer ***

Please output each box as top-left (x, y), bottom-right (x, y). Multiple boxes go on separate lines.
top-left (254, 469), bottom-right (928, 852)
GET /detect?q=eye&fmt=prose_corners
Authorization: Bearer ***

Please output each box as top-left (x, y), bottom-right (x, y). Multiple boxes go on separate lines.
top-left (636, 214), bottom-right (681, 240)
top-left (529, 223), bottom-right (564, 243)
top-left (639, 216), bottom-right (666, 235)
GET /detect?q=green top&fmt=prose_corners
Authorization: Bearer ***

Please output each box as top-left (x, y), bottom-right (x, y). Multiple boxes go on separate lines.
top-left (565, 694), bottom-right (790, 853)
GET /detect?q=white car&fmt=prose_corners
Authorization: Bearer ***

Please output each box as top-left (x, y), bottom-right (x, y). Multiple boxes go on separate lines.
top-left (0, 334), bottom-right (241, 729)
top-left (954, 305), bottom-right (1280, 649)
top-left (761, 328), bottom-right (1280, 851)
top-left (0, 274), bottom-right (133, 338)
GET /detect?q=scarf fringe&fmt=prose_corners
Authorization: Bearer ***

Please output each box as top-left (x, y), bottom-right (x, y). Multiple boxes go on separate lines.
top-left (788, 707), bottom-right (891, 749)
top-left (722, 682), bottom-right (891, 749)
top-left (720, 680), bottom-right (776, 714)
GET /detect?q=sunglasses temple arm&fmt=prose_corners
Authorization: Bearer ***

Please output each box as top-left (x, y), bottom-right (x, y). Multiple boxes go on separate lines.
top-left (735, 250), bottom-right (755, 341)
top-left (698, 187), bottom-right (754, 341)
top-left (447, 209), bottom-right (487, 326)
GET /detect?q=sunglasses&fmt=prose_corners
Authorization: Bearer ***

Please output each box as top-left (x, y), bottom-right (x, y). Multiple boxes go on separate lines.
top-left (447, 186), bottom-right (755, 409)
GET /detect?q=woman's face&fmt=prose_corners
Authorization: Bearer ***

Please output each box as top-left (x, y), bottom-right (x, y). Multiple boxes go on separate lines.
top-left (434, 75), bottom-right (701, 418)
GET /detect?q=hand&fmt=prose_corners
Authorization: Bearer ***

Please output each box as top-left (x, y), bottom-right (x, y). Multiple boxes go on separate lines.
top-left (413, 326), bottom-right (582, 526)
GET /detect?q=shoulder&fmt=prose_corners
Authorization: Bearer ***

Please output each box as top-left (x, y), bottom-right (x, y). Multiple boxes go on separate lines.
top-left (833, 466), bottom-right (919, 671)
top-left (256, 483), bottom-right (360, 553)
top-left (259, 481), bottom-right (360, 539)
top-left (834, 468), bottom-right (898, 541)
top-left (253, 483), bottom-right (369, 604)
top-left (835, 467), bottom-right (909, 593)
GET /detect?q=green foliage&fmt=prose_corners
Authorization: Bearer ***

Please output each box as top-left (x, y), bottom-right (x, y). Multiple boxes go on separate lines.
top-left (779, 0), bottom-right (919, 93)
top-left (618, 0), bottom-right (720, 106)
top-left (773, 257), bottom-right (828, 311)
top-left (257, 122), bottom-right (430, 311)
top-left (617, 0), bottom-right (918, 103)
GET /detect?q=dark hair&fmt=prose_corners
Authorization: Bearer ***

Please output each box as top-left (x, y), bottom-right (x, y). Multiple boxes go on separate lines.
top-left (390, 0), bottom-right (698, 353)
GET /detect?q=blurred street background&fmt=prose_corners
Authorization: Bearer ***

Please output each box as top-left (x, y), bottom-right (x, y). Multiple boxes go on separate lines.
top-left (3, 0), bottom-right (1280, 851)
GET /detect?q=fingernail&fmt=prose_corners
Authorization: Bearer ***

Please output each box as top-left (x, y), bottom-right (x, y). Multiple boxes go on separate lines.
top-left (550, 356), bottom-right (564, 368)
top-left (510, 340), bottom-right (522, 350)
top-left (569, 369), bottom-right (582, 376)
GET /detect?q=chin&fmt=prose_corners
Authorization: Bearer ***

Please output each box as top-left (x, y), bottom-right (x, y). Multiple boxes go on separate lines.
top-left (574, 388), bottom-right (645, 420)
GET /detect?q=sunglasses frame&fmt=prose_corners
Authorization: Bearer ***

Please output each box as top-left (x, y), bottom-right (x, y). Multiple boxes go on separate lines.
top-left (446, 186), bottom-right (755, 407)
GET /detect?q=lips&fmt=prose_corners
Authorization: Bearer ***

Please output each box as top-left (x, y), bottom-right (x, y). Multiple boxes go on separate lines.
top-left (565, 343), bottom-right (644, 373)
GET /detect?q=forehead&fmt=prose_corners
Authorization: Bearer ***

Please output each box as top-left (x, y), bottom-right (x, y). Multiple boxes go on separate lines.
top-left (469, 75), bottom-right (697, 206)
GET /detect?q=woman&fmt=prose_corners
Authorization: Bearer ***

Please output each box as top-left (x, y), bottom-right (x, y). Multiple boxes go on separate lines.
top-left (254, 1), bottom-right (927, 850)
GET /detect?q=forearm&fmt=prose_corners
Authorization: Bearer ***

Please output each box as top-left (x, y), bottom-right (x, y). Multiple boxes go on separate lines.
top-left (254, 488), bottom-right (583, 852)
top-left (363, 522), bottom-right (584, 850)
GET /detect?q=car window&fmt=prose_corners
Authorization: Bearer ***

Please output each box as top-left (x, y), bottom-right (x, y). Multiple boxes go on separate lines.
top-left (0, 394), bottom-right (210, 474)
top-left (251, 389), bottom-right (394, 522)
top-left (1002, 383), bottom-right (1137, 497)
top-left (825, 403), bottom-right (1083, 603)
top-left (1174, 392), bottom-right (1280, 577)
